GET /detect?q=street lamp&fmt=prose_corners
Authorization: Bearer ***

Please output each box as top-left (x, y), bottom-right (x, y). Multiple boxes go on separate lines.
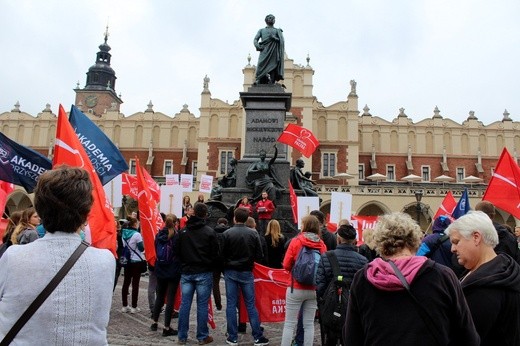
top-left (415, 191), bottom-right (423, 226)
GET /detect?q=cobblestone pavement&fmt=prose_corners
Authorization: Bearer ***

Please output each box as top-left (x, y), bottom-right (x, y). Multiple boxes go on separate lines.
top-left (108, 273), bottom-right (322, 345)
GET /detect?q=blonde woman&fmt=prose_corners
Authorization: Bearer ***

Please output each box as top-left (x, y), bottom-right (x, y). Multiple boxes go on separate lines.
top-left (358, 228), bottom-right (378, 262)
top-left (264, 219), bottom-right (285, 268)
top-left (10, 207), bottom-right (40, 245)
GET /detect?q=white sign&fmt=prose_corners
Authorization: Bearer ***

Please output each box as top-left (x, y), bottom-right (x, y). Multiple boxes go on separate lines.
top-left (103, 174), bottom-right (122, 208)
top-left (199, 175), bottom-right (214, 194)
top-left (160, 184), bottom-right (183, 216)
top-left (180, 174), bottom-right (193, 192)
top-left (297, 196), bottom-right (320, 230)
top-left (165, 174), bottom-right (179, 186)
top-left (329, 192), bottom-right (353, 225)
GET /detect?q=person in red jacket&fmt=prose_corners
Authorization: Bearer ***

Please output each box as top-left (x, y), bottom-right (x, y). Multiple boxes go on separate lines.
top-left (281, 215), bottom-right (326, 346)
top-left (256, 191), bottom-right (275, 234)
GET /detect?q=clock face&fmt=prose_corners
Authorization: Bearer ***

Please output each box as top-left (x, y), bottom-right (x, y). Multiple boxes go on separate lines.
top-left (85, 95), bottom-right (98, 108)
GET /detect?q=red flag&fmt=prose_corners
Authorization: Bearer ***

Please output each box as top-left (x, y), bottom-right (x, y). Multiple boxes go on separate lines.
top-left (483, 148), bottom-right (520, 219)
top-left (142, 166), bottom-right (160, 203)
top-left (122, 173), bottom-right (138, 199)
top-left (0, 181), bottom-right (14, 217)
top-left (288, 180), bottom-right (298, 223)
top-left (326, 213), bottom-right (337, 232)
top-left (135, 159), bottom-right (162, 265)
top-left (54, 104), bottom-right (116, 256)
top-left (433, 191), bottom-right (457, 220)
top-left (277, 124), bottom-right (319, 158)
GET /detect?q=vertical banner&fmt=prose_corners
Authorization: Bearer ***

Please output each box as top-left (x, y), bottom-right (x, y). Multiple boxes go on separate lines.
top-left (297, 196), bottom-right (320, 229)
top-left (103, 174), bottom-right (123, 208)
top-left (329, 192), bottom-right (353, 225)
top-left (160, 184), bottom-right (183, 216)
top-left (199, 175), bottom-right (213, 194)
top-left (180, 174), bottom-right (193, 192)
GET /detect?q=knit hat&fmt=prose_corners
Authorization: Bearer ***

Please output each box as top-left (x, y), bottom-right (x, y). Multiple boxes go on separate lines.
top-left (337, 224), bottom-right (357, 240)
top-left (432, 215), bottom-right (451, 233)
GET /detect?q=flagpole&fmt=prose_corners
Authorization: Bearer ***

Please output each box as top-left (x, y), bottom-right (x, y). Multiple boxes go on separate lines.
top-left (169, 194), bottom-right (173, 214)
top-left (339, 201), bottom-right (343, 221)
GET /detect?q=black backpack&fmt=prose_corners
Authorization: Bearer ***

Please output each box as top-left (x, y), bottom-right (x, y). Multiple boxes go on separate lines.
top-left (319, 251), bottom-right (350, 335)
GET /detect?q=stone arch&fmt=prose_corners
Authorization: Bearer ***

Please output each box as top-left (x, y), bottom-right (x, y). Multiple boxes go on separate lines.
top-left (188, 126), bottom-right (197, 148)
top-left (356, 200), bottom-right (391, 216)
top-left (372, 130), bottom-right (381, 152)
top-left (425, 131), bottom-right (433, 154)
top-left (2, 124), bottom-right (9, 136)
top-left (229, 114), bottom-right (238, 138)
top-left (358, 130), bottom-right (364, 151)
top-left (293, 75), bottom-right (304, 96)
top-left (5, 190), bottom-right (33, 215)
top-left (318, 116), bottom-right (326, 139)
top-left (134, 125), bottom-right (143, 147)
top-left (461, 133), bottom-right (469, 153)
top-left (496, 135), bottom-right (504, 152)
top-left (17, 124), bottom-right (24, 142)
top-left (209, 114), bottom-right (219, 137)
top-left (390, 130), bottom-right (398, 153)
top-left (114, 125), bottom-right (121, 145)
top-left (338, 117), bottom-right (347, 140)
top-left (32, 125), bottom-right (41, 146)
top-left (479, 134), bottom-right (487, 155)
top-left (152, 125), bottom-right (160, 147)
top-left (444, 132), bottom-right (452, 154)
top-left (402, 201), bottom-right (432, 231)
top-left (408, 131), bottom-right (416, 152)
top-left (170, 126), bottom-right (179, 147)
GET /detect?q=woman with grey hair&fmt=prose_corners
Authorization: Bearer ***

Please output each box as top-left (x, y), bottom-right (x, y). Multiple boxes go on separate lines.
top-left (446, 211), bottom-right (520, 345)
top-left (344, 212), bottom-right (479, 345)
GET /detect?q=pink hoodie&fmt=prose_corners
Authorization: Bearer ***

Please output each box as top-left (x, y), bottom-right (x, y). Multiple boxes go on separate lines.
top-left (366, 256), bottom-right (428, 291)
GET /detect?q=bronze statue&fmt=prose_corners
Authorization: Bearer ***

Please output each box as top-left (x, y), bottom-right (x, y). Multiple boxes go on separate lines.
top-left (210, 158), bottom-right (237, 200)
top-left (246, 145), bottom-right (284, 201)
top-left (290, 159), bottom-right (318, 197)
top-left (253, 14), bottom-right (284, 85)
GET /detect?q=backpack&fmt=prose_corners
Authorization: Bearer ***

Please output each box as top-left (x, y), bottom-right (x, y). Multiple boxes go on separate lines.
top-left (291, 244), bottom-right (321, 288)
top-left (119, 239), bottom-right (131, 267)
top-left (424, 234), bottom-right (450, 259)
top-left (319, 251), bottom-right (350, 335)
top-left (155, 236), bottom-right (174, 264)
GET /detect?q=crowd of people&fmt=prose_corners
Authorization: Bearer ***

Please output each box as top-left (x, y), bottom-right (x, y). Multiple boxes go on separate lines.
top-left (1, 167), bottom-right (520, 345)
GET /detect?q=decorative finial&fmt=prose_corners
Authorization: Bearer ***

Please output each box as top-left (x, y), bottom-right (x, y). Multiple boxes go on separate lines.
top-left (76, 81), bottom-right (80, 89)
top-left (203, 75), bottom-right (210, 91)
top-left (363, 104), bottom-right (371, 116)
top-left (181, 104), bottom-right (189, 112)
top-left (12, 101), bottom-right (21, 113)
top-left (398, 107), bottom-right (407, 117)
top-left (468, 110), bottom-right (477, 120)
top-left (247, 53), bottom-right (251, 65)
top-left (306, 53), bottom-right (310, 67)
top-left (433, 106), bottom-right (442, 118)
top-left (349, 80), bottom-right (357, 95)
top-left (145, 100), bottom-right (154, 113)
top-left (43, 103), bottom-right (52, 112)
top-left (104, 25), bottom-right (110, 44)
top-left (503, 109), bottom-right (512, 121)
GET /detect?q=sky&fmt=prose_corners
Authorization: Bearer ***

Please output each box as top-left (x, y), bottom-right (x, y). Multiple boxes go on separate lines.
top-left (1, 0), bottom-right (519, 125)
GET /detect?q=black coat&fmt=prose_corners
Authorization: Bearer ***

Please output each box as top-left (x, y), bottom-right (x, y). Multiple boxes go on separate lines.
top-left (222, 224), bottom-right (263, 271)
top-left (178, 216), bottom-right (218, 274)
top-left (316, 244), bottom-right (367, 298)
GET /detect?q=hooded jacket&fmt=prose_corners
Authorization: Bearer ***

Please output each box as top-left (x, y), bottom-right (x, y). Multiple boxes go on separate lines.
top-left (461, 254), bottom-right (520, 346)
top-left (344, 257), bottom-right (480, 345)
top-left (283, 232), bottom-right (326, 290)
top-left (178, 216), bottom-right (218, 274)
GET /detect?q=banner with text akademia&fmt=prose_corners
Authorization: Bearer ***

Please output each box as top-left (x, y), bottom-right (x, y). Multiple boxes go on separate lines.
top-left (239, 263), bottom-right (291, 323)
top-left (351, 215), bottom-right (379, 244)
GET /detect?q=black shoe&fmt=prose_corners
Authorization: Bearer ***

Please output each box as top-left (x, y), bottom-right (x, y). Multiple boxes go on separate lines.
top-left (150, 323), bottom-right (158, 331)
top-left (238, 323), bottom-right (246, 333)
top-left (162, 328), bottom-right (178, 337)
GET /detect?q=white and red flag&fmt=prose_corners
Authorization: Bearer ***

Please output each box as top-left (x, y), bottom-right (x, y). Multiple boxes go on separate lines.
top-left (433, 191), bottom-right (457, 220)
top-left (483, 148), bottom-right (520, 219)
top-left (54, 105), bottom-right (116, 256)
top-left (135, 158), bottom-right (163, 265)
top-left (277, 124), bottom-right (319, 158)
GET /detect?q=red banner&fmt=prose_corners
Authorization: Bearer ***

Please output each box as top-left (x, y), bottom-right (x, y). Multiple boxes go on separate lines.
top-left (277, 124), bottom-right (319, 158)
top-left (0, 181), bottom-right (14, 217)
top-left (54, 105), bottom-right (116, 256)
top-left (122, 173), bottom-right (138, 199)
top-left (239, 263), bottom-right (290, 323)
top-left (433, 191), bottom-right (457, 220)
top-left (136, 159), bottom-right (162, 265)
top-left (483, 148), bottom-right (520, 219)
top-left (351, 215), bottom-right (379, 245)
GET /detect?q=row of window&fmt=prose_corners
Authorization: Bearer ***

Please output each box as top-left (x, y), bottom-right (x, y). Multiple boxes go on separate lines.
top-left (129, 151), bottom-right (484, 183)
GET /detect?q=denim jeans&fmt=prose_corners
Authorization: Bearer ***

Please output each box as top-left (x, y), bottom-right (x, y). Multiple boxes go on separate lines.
top-left (177, 272), bottom-right (213, 341)
top-left (281, 287), bottom-right (317, 346)
top-left (224, 269), bottom-right (263, 341)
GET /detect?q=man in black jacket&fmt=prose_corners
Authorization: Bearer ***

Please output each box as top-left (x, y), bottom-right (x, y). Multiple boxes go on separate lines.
top-left (316, 224), bottom-right (367, 346)
top-left (222, 208), bottom-right (269, 346)
top-left (177, 203), bottom-right (218, 345)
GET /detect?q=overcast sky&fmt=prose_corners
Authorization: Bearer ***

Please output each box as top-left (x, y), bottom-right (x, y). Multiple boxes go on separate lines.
top-left (2, 0), bottom-right (519, 125)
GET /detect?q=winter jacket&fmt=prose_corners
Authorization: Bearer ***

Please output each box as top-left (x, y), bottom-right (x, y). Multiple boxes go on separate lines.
top-left (344, 257), bottom-right (480, 345)
top-left (316, 244), bottom-right (367, 298)
top-left (283, 232), bottom-right (327, 290)
top-left (461, 254), bottom-right (520, 346)
top-left (416, 232), bottom-right (454, 268)
top-left (494, 222), bottom-right (520, 264)
top-left (264, 234), bottom-right (286, 269)
top-left (178, 216), bottom-right (218, 274)
top-left (320, 226), bottom-right (337, 251)
top-left (358, 244), bottom-right (377, 262)
top-left (256, 199), bottom-right (275, 220)
top-left (222, 224), bottom-right (263, 271)
top-left (154, 227), bottom-right (181, 280)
